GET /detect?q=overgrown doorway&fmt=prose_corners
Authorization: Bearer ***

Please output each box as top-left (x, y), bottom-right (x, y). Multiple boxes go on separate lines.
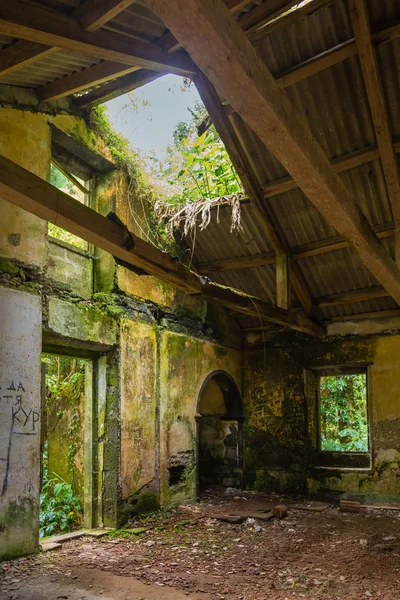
top-left (40, 353), bottom-right (93, 538)
top-left (196, 371), bottom-right (243, 494)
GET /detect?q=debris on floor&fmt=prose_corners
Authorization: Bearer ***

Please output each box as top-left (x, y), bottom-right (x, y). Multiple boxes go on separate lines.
top-left (3, 490), bottom-right (400, 600)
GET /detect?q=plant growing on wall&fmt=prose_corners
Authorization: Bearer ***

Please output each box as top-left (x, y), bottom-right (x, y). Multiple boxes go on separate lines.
top-left (154, 102), bottom-right (244, 238)
top-left (40, 355), bottom-right (85, 535)
top-left (320, 374), bottom-right (368, 452)
top-left (39, 449), bottom-right (82, 538)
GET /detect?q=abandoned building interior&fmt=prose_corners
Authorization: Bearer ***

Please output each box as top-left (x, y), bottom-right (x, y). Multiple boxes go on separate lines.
top-left (2, 0), bottom-right (400, 598)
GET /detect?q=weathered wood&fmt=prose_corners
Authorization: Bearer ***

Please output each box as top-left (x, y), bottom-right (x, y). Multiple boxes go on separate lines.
top-left (38, 61), bottom-right (140, 102)
top-left (201, 281), bottom-right (324, 337)
top-left (198, 225), bottom-right (394, 273)
top-left (276, 253), bottom-right (290, 310)
top-left (0, 153), bottom-right (324, 337)
top-left (317, 286), bottom-right (389, 308)
top-left (249, 0), bottom-right (336, 41)
top-left (203, 22), bottom-right (400, 130)
top-left (199, 251), bottom-right (276, 273)
top-left (75, 68), bottom-right (164, 108)
top-left (72, 0), bottom-right (138, 33)
top-left (349, 0), bottom-right (400, 263)
top-left (0, 153), bottom-right (201, 293)
top-left (0, 40), bottom-right (54, 76)
top-left (238, 0), bottom-right (300, 33)
top-left (331, 309), bottom-right (400, 322)
top-left (0, 2), bottom-right (196, 76)
top-left (146, 0), bottom-right (400, 305)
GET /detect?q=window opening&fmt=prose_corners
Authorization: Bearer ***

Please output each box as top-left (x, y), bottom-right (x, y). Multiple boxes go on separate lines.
top-left (319, 372), bottom-right (369, 453)
top-left (48, 161), bottom-right (93, 250)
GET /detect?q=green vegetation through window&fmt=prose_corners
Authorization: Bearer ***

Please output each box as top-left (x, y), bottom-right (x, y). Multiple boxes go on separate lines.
top-left (48, 161), bottom-right (90, 250)
top-left (319, 373), bottom-right (369, 453)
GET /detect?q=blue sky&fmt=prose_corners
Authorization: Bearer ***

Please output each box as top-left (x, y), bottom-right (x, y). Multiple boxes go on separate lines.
top-left (105, 74), bottom-right (202, 160)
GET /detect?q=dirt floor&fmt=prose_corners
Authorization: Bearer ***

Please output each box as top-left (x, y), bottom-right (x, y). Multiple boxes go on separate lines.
top-left (2, 489), bottom-right (400, 600)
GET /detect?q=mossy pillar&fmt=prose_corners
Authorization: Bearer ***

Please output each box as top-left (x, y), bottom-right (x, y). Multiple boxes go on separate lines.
top-left (0, 287), bottom-right (42, 559)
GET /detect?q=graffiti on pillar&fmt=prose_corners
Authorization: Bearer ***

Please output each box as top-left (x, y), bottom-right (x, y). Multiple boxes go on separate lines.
top-left (0, 380), bottom-right (40, 497)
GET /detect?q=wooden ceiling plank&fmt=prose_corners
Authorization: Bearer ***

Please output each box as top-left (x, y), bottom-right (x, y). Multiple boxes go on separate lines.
top-left (0, 153), bottom-right (324, 337)
top-left (37, 60), bottom-right (140, 101)
top-left (195, 72), bottom-right (318, 318)
top-left (0, 2), bottom-right (196, 76)
top-left (276, 253), bottom-right (290, 309)
top-left (75, 67), bottom-right (164, 107)
top-left (146, 0), bottom-right (400, 305)
top-left (0, 40), bottom-right (55, 76)
top-left (72, 0), bottom-right (138, 33)
top-left (349, 0), bottom-right (400, 264)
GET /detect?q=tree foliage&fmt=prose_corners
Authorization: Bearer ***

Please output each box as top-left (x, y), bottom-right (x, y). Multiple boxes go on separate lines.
top-left (320, 374), bottom-right (368, 452)
top-left (156, 101), bottom-right (242, 204)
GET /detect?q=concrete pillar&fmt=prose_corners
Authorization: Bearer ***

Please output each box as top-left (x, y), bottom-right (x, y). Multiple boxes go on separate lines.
top-left (0, 287), bottom-right (42, 560)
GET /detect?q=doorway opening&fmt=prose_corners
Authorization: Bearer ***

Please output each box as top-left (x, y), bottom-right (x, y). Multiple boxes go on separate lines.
top-left (40, 353), bottom-right (94, 538)
top-left (196, 371), bottom-right (243, 494)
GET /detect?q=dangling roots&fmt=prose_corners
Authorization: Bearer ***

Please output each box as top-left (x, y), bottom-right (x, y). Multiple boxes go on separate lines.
top-left (155, 193), bottom-right (245, 239)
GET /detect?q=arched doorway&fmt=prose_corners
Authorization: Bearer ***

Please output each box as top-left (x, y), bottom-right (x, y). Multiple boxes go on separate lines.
top-left (196, 371), bottom-right (243, 494)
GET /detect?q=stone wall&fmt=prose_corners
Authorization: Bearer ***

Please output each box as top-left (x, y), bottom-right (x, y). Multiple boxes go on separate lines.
top-left (244, 336), bottom-right (400, 501)
top-left (0, 97), bottom-right (242, 559)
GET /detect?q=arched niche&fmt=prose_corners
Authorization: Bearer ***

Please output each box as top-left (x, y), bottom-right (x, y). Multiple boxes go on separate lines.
top-left (196, 371), bottom-right (243, 494)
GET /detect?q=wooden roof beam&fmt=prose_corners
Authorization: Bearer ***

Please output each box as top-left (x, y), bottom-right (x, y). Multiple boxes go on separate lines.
top-left (0, 153), bottom-right (324, 338)
top-left (72, 0), bottom-right (138, 33)
top-left (0, 2), bottom-right (197, 77)
top-left (146, 0), bottom-right (400, 306)
top-left (198, 225), bottom-right (394, 273)
top-left (317, 286), bottom-right (390, 308)
top-left (349, 0), bottom-right (400, 264)
top-left (38, 61), bottom-right (141, 102)
top-left (74, 68), bottom-right (164, 108)
top-left (0, 40), bottom-right (55, 76)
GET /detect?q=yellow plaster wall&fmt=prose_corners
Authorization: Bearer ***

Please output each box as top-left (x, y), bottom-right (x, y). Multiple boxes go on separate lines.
top-left (120, 319), bottom-right (157, 499)
top-left (0, 109), bottom-right (50, 268)
top-left (159, 331), bottom-right (241, 505)
top-left (199, 378), bottom-right (227, 416)
top-left (370, 337), bottom-right (400, 423)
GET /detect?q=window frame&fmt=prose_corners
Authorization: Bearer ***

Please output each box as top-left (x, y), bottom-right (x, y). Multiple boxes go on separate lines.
top-left (47, 159), bottom-right (96, 254)
top-left (315, 365), bottom-right (372, 469)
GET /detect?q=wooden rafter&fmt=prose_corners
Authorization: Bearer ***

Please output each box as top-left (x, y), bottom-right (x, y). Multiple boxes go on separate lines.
top-left (0, 2), bottom-right (196, 76)
top-left (198, 225), bottom-right (394, 273)
top-left (330, 309), bottom-right (400, 322)
top-left (0, 153), bottom-right (324, 337)
top-left (317, 286), bottom-right (389, 308)
top-left (146, 0), bottom-right (400, 307)
top-left (32, 6), bottom-right (400, 107)
top-left (349, 0), bottom-right (400, 263)
top-left (38, 62), bottom-right (141, 102)
top-left (72, 0), bottom-right (138, 33)
top-left (74, 68), bottom-right (165, 108)
top-left (0, 40), bottom-right (55, 76)
top-left (195, 73), bottom-right (319, 318)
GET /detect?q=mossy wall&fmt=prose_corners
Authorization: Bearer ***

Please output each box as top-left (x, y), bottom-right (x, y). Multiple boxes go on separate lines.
top-left (120, 320), bottom-right (157, 500)
top-left (159, 331), bottom-right (241, 506)
top-left (244, 336), bottom-right (400, 500)
top-left (0, 99), bottom-right (243, 557)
